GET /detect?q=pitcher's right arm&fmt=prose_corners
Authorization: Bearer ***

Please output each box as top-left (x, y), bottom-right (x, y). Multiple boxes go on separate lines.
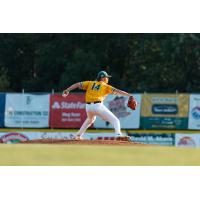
top-left (62, 82), bottom-right (82, 97)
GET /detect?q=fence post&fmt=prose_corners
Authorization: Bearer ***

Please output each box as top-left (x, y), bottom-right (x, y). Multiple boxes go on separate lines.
top-left (51, 89), bottom-right (54, 130)
top-left (175, 90), bottom-right (179, 128)
top-left (52, 89), bottom-right (54, 95)
top-left (143, 91), bottom-right (147, 130)
top-left (22, 88), bottom-right (25, 130)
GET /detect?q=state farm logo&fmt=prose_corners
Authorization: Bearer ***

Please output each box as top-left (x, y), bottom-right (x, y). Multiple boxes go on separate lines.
top-left (52, 102), bottom-right (61, 109)
top-left (52, 101), bottom-right (85, 109)
top-left (191, 106), bottom-right (200, 120)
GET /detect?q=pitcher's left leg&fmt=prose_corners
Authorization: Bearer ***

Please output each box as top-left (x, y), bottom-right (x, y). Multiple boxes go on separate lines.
top-left (96, 104), bottom-right (122, 136)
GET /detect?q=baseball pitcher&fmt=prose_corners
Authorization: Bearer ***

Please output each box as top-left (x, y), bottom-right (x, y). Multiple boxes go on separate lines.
top-left (62, 71), bottom-right (138, 139)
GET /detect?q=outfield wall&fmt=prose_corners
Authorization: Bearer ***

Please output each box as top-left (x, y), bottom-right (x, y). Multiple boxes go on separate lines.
top-left (0, 131), bottom-right (120, 144)
top-left (1, 129), bottom-right (200, 147)
top-left (1, 92), bottom-right (200, 131)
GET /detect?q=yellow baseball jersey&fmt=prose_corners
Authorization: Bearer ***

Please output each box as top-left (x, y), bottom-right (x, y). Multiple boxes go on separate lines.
top-left (80, 81), bottom-right (115, 103)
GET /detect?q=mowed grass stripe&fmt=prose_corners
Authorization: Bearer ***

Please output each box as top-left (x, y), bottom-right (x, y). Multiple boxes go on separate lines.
top-left (0, 144), bottom-right (200, 166)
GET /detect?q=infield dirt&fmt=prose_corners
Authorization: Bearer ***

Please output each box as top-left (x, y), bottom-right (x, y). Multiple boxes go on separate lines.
top-left (19, 138), bottom-right (151, 146)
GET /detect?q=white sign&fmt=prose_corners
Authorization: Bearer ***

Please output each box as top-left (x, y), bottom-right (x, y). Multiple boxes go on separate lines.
top-left (188, 94), bottom-right (200, 130)
top-left (175, 133), bottom-right (200, 147)
top-left (4, 94), bottom-right (50, 128)
top-left (93, 94), bottom-right (141, 129)
top-left (0, 132), bottom-right (119, 143)
top-left (0, 132), bottom-right (75, 143)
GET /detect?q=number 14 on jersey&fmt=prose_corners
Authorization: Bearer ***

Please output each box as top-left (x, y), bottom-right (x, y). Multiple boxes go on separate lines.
top-left (91, 83), bottom-right (101, 91)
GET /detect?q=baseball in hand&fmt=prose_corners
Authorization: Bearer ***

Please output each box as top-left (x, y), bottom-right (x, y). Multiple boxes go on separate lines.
top-left (62, 91), bottom-right (69, 98)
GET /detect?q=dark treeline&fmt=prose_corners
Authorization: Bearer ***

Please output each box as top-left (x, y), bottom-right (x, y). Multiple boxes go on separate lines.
top-left (0, 33), bottom-right (200, 93)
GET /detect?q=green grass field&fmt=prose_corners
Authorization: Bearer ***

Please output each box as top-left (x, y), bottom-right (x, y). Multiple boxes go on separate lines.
top-left (0, 144), bottom-right (200, 166)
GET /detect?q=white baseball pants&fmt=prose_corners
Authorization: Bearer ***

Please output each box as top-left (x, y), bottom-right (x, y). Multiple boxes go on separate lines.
top-left (77, 103), bottom-right (122, 137)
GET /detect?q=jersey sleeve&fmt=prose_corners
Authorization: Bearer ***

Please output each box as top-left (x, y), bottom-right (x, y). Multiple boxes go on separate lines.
top-left (106, 84), bottom-right (116, 94)
top-left (80, 81), bottom-right (90, 90)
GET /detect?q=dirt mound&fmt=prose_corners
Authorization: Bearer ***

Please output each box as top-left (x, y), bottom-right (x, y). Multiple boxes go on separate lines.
top-left (19, 138), bottom-right (148, 146)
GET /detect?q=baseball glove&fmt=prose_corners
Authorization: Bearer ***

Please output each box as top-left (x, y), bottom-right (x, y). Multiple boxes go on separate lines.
top-left (127, 96), bottom-right (137, 110)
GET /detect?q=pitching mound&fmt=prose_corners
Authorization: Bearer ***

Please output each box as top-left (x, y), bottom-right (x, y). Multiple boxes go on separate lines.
top-left (19, 138), bottom-right (149, 146)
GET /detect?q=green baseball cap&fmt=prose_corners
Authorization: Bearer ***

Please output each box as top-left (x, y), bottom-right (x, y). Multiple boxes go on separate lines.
top-left (97, 71), bottom-right (112, 80)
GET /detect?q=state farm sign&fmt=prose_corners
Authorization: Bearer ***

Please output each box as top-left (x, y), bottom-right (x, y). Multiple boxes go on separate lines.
top-left (50, 94), bottom-right (87, 128)
top-left (52, 101), bottom-right (85, 109)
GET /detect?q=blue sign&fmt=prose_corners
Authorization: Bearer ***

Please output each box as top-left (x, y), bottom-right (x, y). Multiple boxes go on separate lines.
top-left (0, 94), bottom-right (5, 127)
top-left (152, 104), bottom-right (178, 115)
top-left (128, 133), bottom-right (175, 146)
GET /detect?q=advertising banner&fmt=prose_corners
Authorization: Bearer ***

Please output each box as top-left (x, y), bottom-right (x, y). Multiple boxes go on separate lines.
top-left (4, 94), bottom-right (50, 128)
top-left (175, 133), bottom-right (200, 147)
top-left (141, 93), bottom-right (189, 129)
top-left (0, 131), bottom-right (118, 143)
top-left (50, 94), bottom-right (87, 128)
top-left (188, 94), bottom-right (200, 130)
top-left (93, 94), bottom-right (141, 129)
top-left (0, 132), bottom-right (75, 143)
top-left (128, 132), bottom-right (175, 146)
top-left (0, 94), bottom-right (5, 127)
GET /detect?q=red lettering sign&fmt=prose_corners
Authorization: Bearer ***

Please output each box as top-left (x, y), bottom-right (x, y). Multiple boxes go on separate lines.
top-left (50, 94), bottom-right (87, 128)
